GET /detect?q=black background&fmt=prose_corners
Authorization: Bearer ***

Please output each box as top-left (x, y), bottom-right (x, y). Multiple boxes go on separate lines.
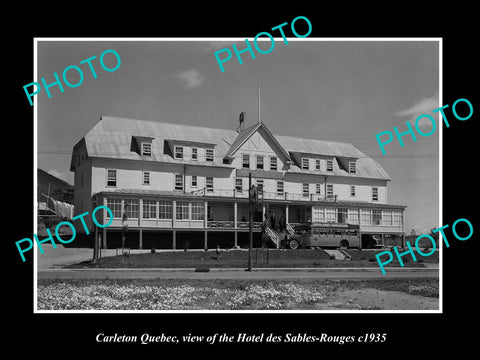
top-left (6, 5), bottom-right (478, 355)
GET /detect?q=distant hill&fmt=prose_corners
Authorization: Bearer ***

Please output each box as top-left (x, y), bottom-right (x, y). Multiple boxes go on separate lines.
top-left (37, 168), bottom-right (74, 204)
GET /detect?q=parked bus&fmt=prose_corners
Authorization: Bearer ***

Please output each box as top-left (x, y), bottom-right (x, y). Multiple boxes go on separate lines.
top-left (285, 223), bottom-right (360, 249)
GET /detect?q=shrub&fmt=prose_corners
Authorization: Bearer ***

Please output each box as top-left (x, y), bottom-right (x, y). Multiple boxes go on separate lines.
top-left (150, 248), bottom-right (156, 254)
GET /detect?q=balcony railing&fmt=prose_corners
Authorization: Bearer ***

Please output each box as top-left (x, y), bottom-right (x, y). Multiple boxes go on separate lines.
top-left (191, 188), bottom-right (338, 202)
top-left (207, 220), bottom-right (262, 229)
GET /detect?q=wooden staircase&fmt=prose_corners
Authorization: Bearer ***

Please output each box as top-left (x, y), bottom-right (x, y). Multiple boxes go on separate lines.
top-left (265, 227), bottom-right (280, 248)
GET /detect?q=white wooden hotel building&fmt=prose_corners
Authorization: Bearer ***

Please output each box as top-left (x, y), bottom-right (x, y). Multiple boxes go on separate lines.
top-left (70, 116), bottom-right (406, 249)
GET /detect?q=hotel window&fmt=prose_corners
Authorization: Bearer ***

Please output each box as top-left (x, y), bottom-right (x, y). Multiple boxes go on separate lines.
top-left (361, 210), bottom-right (372, 225)
top-left (393, 211), bottom-right (403, 226)
top-left (206, 149), bottom-right (214, 162)
top-left (383, 211), bottom-right (392, 226)
top-left (372, 210), bottom-right (382, 225)
top-left (350, 185), bottom-right (356, 197)
top-left (348, 209), bottom-right (359, 225)
top-left (315, 159), bottom-right (321, 171)
top-left (124, 200), bottom-right (139, 219)
top-left (106, 198), bottom-right (122, 218)
top-left (191, 202), bottom-right (205, 221)
top-left (276, 180), bottom-right (284, 196)
top-left (174, 174), bottom-right (184, 191)
top-left (256, 179), bottom-right (264, 195)
top-left (270, 156), bottom-right (277, 170)
top-left (191, 175), bottom-right (198, 187)
top-left (338, 208), bottom-right (348, 223)
top-left (206, 176), bottom-right (214, 192)
top-left (325, 208), bottom-right (336, 222)
top-left (326, 160), bottom-right (333, 172)
top-left (349, 161), bottom-right (356, 173)
top-left (174, 146), bottom-right (183, 159)
top-left (302, 183), bottom-right (309, 197)
top-left (372, 187), bottom-right (379, 201)
top-left (191, 148), bottom-right (198, 160)
top-left (302, 158), bottom-right (309, 170)
top-left (242, 154), bottom-right (250, 168)
top-left (312, 207), bottom-right (325, 222)
top-left (143, 200), bottom-right (157, 219)
top-left (176, 201), bottom-right (189, 220)
top-left (141, 142), bottom-right (152, 156)
top-left (235, 178), bottom-right (243, 192)
top-left (106, 169), bottom-right (117, 187)
top-left (315, 183), bottom-right (321, 194)
top-left (326, 184), bottom-right (334, 198)
top-left (142, 171), bottom-right (150, 185)
top-left (158, 201), bottom-right (172, 220)
top-left (256, 155), bottom-right (264, 169)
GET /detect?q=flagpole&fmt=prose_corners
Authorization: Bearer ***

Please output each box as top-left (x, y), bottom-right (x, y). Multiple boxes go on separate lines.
top-left (258, 81), bottom-right (261, 124)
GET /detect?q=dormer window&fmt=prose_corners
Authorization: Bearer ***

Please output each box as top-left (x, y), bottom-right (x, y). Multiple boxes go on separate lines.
top-left (326, 160), bottom-right (334, 172)
top-left (175, 146), bottom-right (184, 159)
top-left (302, 158), bottom-right (309, 170)
top-left (206, 149), bottom-right (214, 162)
top-left (141, 142), bottom-right (152, 156)
top-left (349, 161), bottom-right (356, 173)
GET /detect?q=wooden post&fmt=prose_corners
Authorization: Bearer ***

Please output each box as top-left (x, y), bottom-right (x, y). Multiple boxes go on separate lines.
top-left (248, 172), bottom-right (252, 271)
top-left (102, 197), bottom-right (108, 249)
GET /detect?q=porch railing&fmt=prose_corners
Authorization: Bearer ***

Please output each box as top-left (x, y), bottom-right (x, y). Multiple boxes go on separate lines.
top-left (192, 188), bottom-right (337, 202)
top-left (207, 220), bottom-right (262, 229)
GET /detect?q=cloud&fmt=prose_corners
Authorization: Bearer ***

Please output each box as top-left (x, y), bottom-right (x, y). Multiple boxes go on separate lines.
top-left (394, 94), bottom-right (439, 117)
top-left (394, 94), bottom-right (439, 131)
top-left (174, 69), bottom-right (204, 89)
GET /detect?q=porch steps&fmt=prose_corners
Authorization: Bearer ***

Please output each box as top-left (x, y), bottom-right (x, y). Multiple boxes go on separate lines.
top-left (265, 228), bottom-right (280, 248)
top-left (324, 249), bottom-right (351, 260)
top-left (286, 223), bottom-right (296, 235)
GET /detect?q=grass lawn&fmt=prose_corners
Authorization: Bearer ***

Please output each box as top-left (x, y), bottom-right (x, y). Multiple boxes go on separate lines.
top-left (68, 248), bottom-right (437, 269)
top-left (37, 277), bottom-right (439, 310)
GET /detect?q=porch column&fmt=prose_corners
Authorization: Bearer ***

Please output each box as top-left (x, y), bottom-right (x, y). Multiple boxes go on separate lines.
top-left (234, 202), bottom-right (238, 229)
top-left (204, 201), bottom-right (208, 228)
top-left (204, 201), bottom-right (208, 250)
top-left (285, 204), bottom-right (289, 224)
top-left (172, 230), bottom-right (176, 249)
top-left (172, 200), bottom-right (176, 228)
top-left (262, 204), bottom-right (266, 220)
top-left (102, 197), bottom-right (108, 249)
top-left (139, 198), bottom-right (143, 249)
top-left (234, 202), bottom-right (238, 248)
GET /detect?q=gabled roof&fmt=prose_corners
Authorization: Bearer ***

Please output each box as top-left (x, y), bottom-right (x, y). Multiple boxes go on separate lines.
top-left (223, 122), bottom-right (291, 161)
top-left (73, 116), bottom-right (391, 180)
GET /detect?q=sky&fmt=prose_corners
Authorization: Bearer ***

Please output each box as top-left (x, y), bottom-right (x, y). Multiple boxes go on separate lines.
top-left (36, 38), bottom-right (440, 234)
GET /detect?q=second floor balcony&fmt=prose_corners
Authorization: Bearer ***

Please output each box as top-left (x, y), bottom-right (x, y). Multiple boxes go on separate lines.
top-left (190, 187), bottom-right (339, 203)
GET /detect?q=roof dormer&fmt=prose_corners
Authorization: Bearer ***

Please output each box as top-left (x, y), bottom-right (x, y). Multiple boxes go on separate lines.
top-left (131, 136), bottom-right (154, 156)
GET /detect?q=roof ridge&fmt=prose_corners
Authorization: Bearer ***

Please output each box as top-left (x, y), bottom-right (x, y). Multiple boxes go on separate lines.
top-left (100, 115), bottom-right (238, 134)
